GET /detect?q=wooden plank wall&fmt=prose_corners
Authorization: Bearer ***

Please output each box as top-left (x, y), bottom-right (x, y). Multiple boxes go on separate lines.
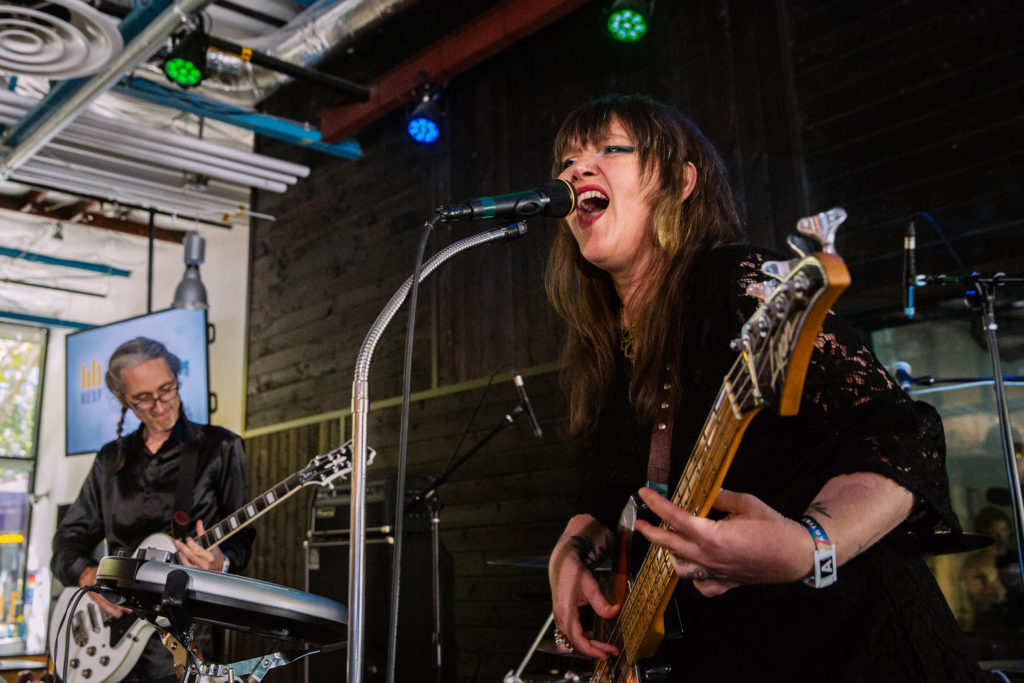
top-left (230, 372), bottom-right (573, 682)
top-left (242, 1), bottom-right (1023, 681)
top-left (223, 418), bottom-right (343, 681)
top-left (787, 0), bottom-right (1024, 325)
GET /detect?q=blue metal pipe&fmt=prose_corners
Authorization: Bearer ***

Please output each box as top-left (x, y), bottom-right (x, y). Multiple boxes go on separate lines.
top-left (0, 246), bottom-right (131, 277)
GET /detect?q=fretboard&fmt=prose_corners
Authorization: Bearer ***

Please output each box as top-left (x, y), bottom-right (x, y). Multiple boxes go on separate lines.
top-left (599, 358), bottom-right (762, 676)
top-left (189, 470), bottom-right (308, 552)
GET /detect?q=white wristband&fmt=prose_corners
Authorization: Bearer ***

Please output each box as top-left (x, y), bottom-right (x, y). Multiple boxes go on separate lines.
top-left (800, 515), bottom-right (837, 589)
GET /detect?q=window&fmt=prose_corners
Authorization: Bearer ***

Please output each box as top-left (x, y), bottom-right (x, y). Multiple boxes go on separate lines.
top-left (0, 323), bottom-right (46, 645)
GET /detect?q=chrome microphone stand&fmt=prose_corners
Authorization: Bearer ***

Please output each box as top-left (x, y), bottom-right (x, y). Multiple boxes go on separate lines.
top-left (347, 220), bottom-right (528, 683)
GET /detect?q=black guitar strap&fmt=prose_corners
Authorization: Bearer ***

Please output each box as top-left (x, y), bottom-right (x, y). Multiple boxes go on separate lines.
top-left (171, 445), bottom-right (199, 540)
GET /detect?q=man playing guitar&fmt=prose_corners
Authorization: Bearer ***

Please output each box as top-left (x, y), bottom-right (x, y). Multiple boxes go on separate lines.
top-left (51, 337), bottom-right (254, 683)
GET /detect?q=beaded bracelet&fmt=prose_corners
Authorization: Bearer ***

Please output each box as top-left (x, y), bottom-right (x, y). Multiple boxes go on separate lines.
top-left (800, 515), bottom-right (837, 589)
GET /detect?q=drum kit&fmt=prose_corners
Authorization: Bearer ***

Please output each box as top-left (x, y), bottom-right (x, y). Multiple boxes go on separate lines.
top-left (52, 548), bottom-right (347, 683)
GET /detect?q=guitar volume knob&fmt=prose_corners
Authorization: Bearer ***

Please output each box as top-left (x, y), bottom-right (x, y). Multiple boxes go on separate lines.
top-left (86, 646), bottom-right (96, 656)
top-left (99, 656), bottom-right (110, 665)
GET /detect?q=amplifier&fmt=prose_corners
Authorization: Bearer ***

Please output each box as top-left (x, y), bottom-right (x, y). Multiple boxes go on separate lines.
top-left (309, 475), bottom-right (432, 538)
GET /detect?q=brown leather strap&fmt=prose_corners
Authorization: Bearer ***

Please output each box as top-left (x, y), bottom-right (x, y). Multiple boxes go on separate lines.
top-left (647, 376), bottom-right (674, 485)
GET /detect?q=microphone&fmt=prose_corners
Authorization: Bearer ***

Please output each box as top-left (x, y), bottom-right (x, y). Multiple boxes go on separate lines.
top-left (903, 220), bottom-right (916, 319)
top-left (513, 369), bottom-right (543, 439)
top-left (892, 361), bottom-right (913, 391)
top-left (436, 179), bottom-right (577, 222)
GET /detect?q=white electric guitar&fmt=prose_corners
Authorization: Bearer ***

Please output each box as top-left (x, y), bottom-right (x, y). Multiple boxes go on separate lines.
top-left (49, 441), bottom-right (371, 682)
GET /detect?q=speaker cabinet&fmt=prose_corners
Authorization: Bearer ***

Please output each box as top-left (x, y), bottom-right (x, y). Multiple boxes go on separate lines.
top-left (304, 480), bottom-right (453, 682)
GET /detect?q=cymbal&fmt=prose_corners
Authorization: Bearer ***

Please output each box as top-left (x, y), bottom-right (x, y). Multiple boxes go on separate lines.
top-left (487, 555), bottom-right (611, 571)
top-left (903, 531), bottom-right (994, 555)
top-left (487, 555), bottom-right (550, 568)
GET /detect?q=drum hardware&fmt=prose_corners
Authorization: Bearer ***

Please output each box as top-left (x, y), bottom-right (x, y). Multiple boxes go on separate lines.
top-left (90, 555), bottom-right (347, 682)
top-left (897, 225), bottom-right (1024, 606)
top-left (503, 612), bottom-right (590, 683)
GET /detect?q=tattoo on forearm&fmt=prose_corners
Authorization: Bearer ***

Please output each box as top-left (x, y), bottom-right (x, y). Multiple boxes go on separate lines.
top-left (569, 535), bottom-right (608, 570)
top-left (806, 501), bottom-right (832, 519)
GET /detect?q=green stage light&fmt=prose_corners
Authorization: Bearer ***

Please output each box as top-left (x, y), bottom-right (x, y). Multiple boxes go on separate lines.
top-left (607, 0), bottom-right (651, 42)
top-left (163, 29), bottom-right (208, 88)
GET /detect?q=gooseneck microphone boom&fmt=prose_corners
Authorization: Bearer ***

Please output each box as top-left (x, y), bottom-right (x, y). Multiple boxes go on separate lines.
top-left (436, 179), bottom-right (577, 222)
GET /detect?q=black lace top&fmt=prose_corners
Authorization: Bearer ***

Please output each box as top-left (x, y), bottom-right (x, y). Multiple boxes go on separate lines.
top-left (573, 245), bottom-right (980, 681)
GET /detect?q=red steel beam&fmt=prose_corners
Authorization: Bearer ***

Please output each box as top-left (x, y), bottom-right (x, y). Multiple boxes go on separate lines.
top-left (320, 0), bottom-right (593, 143)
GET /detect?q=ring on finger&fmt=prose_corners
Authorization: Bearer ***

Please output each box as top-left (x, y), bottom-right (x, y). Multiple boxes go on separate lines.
top-left (553, 627), bottom-right (574, 652)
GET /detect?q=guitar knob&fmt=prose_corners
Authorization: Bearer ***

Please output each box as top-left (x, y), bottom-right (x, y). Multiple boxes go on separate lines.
top-left (69, 659), bottom-right (80, 669)
top-left (81, 670), bottom-right (93, 679)
top-left (99, 656), bottom-right (110, 666)
top-left (86, 646), bottom-right (96, 656)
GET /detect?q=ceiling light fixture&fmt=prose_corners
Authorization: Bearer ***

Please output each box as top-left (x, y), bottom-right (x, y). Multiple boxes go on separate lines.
top-left (163, 26), bottom-right (208, 88)
top-left (172, 231), bottom-right (209, 310)
top-left (407, 92), bottom-right (442, 144)
top-left (607, 0), bottom-right (653, 42)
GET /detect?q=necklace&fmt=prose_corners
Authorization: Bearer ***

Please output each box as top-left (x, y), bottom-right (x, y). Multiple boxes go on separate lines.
top-left (620, 323), bottom-right (636, 360)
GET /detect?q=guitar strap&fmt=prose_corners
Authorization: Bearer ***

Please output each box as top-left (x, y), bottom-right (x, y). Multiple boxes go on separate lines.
top-left (172, 444), bottom-right (200, 540)
top-left (646, 375), bottom-right (674, 492)
top-left (646, 419), bottom-right (672, 493)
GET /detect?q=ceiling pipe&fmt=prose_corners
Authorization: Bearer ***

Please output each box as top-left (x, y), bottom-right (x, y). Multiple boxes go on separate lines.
top-left (0, 111), bottom-right (295, 195)
top-left (1, 88), bottom-right (312, 179)
top-left (0, 0), bottom-right (216, 181)
top-left (320, 0), bottom-right (594, 143)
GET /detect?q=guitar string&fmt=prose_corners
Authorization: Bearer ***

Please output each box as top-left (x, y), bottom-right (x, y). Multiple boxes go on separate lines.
top-left (593, 359), bottom-right (753, 679)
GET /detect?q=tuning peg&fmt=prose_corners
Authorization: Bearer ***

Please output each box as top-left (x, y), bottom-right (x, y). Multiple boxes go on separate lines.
top-left (745, 280), bottom-right (779, 301)
top-left (761, 259), bottom-right (793, 281)
top-left (796, 207), bottom-right (846, 253)
top-left (787, 233), bottom-right (818, 259)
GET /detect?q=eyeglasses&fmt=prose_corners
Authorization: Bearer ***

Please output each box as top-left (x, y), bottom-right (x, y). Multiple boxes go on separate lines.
top-left (128, 383), bottom-right (179, 411)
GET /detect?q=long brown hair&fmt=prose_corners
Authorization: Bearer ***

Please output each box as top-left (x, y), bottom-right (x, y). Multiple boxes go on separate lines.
top-left (544, 94), bottom-right (745, 439)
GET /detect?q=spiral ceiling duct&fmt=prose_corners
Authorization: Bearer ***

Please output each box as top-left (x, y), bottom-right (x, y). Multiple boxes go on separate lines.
top-left (0, 0), bottom-right (122, 79)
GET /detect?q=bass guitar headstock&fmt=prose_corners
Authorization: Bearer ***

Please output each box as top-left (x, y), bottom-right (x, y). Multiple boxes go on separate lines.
top-left (733, 208), bottom-right (851, 416)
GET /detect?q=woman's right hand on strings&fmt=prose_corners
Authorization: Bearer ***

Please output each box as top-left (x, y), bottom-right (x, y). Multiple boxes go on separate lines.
top-left (548, 514), bottom-right (621, 660)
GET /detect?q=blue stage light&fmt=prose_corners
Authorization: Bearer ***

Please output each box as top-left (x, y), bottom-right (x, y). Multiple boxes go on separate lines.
top-left (408, 95), bottom-right (441, 143)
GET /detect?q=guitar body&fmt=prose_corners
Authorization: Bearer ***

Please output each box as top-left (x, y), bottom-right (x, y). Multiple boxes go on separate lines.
top-left (50, 533), bottom-right (175, 682)
top-left (599, 498), bottom-right (680, 683)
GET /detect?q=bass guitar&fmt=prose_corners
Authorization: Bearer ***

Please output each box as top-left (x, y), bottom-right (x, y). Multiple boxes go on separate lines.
top-left (49, 441), bottom-right (372, 682)
top-left (591, 209), bottom-right (851, 682)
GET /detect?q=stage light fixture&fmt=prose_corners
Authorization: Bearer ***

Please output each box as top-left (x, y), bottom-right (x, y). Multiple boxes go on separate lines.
top-left (407, 93), bottom-right (441, 144)
top-left (163, 28), bottom-right (208, 88)
top-left (607, 0), bottom-right (652, 42)
top-left (172, 231), bottom-right (209, 310)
